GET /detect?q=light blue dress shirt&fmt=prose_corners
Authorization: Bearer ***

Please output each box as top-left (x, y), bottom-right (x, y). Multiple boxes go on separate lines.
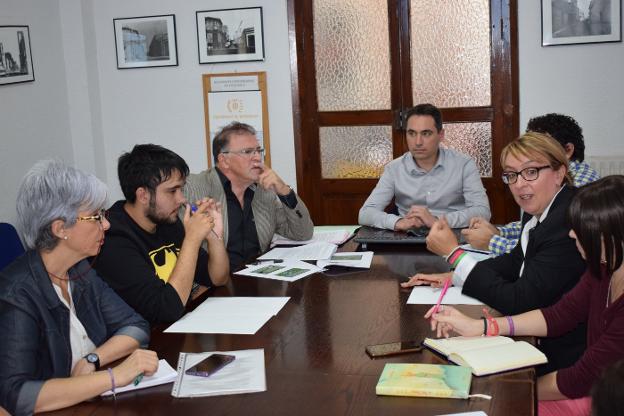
top-left (358, 148), bottom-right (491, 229)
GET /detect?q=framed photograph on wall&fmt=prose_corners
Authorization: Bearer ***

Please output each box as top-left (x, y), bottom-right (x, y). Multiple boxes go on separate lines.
top-left (113, 14), bottom-right (178, 69)
top-left (196, 7), bottom-right (265, 64)
top-left (0, 25), bottom-right (35, 86)
top-left (542, 0), bottom-right (621, 46)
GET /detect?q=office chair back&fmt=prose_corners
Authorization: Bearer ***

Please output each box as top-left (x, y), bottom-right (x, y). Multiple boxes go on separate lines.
top-left (0, 222), bottom-right (25, 271)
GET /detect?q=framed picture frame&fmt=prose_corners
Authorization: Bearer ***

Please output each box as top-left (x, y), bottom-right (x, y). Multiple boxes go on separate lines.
top-left (0, 25), bottom-right (35, 86)
top-left (196, 7), bottom-right (265, 64)
top-left (542, 0), bottom-right (621, 46)
top-left (113, 14), bottom-right (178, 69)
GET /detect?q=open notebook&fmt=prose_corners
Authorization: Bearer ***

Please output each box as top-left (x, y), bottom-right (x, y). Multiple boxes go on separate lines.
top-left (424, 336), bottom-right (547, 376)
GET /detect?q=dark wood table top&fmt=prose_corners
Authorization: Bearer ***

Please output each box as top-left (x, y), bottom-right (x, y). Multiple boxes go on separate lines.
top-left (46, 241), bottom-right (536, 416)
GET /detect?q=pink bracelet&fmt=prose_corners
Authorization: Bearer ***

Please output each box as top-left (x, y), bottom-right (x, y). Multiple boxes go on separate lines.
top-left (107, 368), bottom-right (116, 400)
top-left (506, 316), bottom-right (515, 336)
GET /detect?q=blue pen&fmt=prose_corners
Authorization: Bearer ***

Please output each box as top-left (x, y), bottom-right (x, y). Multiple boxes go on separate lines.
top-left (190, 204), bottom-right (222, 240)
top-left (133, 373), bottom-right (144, 386)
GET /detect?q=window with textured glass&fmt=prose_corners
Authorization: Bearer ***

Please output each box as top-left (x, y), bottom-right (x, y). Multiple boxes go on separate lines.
top-left (320, 126), bottom-right (393, 179)
top-left (443, 122), bottom-right (492, 177)
top-left (410, 0), bottom-right (491, 107)
top-left (313, 0), bottom-right (391, 111)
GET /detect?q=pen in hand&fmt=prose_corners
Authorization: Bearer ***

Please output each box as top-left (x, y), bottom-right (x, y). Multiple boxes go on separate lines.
top-left (133, 373), bottom-right (144, 386)
top-left (190, 204), bottom-right (222, 240)
top-left (431, 278), bottom-right (451, 316)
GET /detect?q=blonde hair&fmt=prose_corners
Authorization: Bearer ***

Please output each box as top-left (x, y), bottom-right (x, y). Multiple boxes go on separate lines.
top-left (500, 131), bottom-right (572, 186)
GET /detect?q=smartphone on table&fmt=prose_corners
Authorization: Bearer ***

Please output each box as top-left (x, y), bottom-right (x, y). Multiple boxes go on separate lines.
top-left (365, 340), bottom-right (423, 358)
top-left (185, 353), bottom-right (236, 377)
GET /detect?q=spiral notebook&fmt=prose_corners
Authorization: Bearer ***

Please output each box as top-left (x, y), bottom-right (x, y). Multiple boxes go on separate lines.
top-left (171, 349), bottom-right (266, 398)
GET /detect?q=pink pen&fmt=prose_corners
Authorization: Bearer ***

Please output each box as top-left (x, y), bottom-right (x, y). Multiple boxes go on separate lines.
top-left (431, 278), bottom-right (451, 316)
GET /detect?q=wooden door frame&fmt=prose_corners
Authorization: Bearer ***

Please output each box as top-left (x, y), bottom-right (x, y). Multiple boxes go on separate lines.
top-left (288, 0), bottom-right (520, 224)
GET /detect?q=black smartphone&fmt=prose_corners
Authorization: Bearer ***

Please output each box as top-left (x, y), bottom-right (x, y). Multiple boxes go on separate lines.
top-left (365, 340), bottom-right (423, 358)
top-left (185, 353), bottom-right (235, 377)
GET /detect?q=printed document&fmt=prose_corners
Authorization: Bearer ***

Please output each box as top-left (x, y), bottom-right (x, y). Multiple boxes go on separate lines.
top-left (317, 251), bottom-right (374, 269)
top-left (235, 260), bottom-right (323, 281)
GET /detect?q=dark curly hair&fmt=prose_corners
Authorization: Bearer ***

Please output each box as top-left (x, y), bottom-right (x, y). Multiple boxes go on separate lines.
top-left (526, 113), bottom-right (585, 162)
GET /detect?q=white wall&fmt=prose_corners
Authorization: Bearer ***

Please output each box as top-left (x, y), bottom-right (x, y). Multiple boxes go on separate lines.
top-left (0, 0), bottom-right (73, 226)
top-left (89, 0), bottom-right (295, 202)
top-left (2, 1), bottom-right (623, 226)
top-left (518, 2), bottom-right (624, 156)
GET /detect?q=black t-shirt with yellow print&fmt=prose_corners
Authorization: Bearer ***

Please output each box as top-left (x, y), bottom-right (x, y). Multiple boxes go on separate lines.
top-left (94, 200), bottom-right (212, 325)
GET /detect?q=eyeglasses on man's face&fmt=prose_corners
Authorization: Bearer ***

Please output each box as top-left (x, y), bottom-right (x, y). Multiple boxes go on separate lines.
top-left (501, 165), bottom-right (552, 185)
top-left (77, 209), bottom-right (108, 224)
top-left (221, 147), bottom-right (265, 158)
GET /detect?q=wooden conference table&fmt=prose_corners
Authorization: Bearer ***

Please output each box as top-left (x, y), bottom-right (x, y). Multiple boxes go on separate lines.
top-left (47, 241), bottom-right (536, 416)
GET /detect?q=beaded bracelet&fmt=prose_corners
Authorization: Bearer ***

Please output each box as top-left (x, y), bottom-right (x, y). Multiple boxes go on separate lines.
top-left (107, 368), bottom-right (116, 400)
top-left (506, 315), bottom-right (515, 336)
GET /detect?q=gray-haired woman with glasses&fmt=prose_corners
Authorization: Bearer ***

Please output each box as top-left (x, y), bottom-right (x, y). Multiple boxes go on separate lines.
top-left (403, 132), bottom-right (587, 374)
top-left (0, 160), bottom-right (158, 415)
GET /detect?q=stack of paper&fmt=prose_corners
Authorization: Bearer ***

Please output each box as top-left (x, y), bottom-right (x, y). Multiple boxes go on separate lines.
top-left (101, 359), bottom-right (177, 396)
top-left (164, 297), bottom-right (290, 334)
top-left (406, 286), bottom-right (483, 305)
top-left (257, 241), bottom-right (337, 261)
top-left (235, 260), bottom-right (324, 281)
top-left (172, 349), bottom-right (266, 398)
top-left (272, 229), bottom-right (354, 246)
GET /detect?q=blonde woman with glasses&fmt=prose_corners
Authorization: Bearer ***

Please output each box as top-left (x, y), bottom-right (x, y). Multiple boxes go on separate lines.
top-left (0, 160), bottom-right (158, 415)
top-left (403, 132), bottom-right (588, 374)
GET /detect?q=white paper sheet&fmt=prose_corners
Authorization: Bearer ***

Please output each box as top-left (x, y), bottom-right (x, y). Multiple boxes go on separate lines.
top-left (235, 260), bottom-right (323, 281)
top-left (172, 349), bottom-right (266, 398)
top-left (317, 251), bottom-right (374, 269)
top-left (257, 242), bottom-right (337, 261)
top-left (164, 297), bottom-right (290, 334)
top-left (102, 359), bottom-right (177, 396)
top-left (407, 286), bottom-right (483, 305)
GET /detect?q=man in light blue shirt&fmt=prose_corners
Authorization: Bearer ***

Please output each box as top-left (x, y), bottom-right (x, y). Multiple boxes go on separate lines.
top-left (358, 103), bottom-right (491, 230)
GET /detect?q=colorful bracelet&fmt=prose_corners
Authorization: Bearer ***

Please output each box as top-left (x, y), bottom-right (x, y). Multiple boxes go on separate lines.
top-left (482, 308), bottom-right (499, 336)
top-left (444, 245), bottom-right (462, 262)
top-left (107, 368), bottom-right (116, 400)
top-left (447, 249), bottom-right (466, 270)
top-left (506, 315), bottom-right (515, 336)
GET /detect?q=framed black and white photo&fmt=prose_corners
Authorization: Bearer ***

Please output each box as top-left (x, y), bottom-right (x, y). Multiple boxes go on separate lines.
top-left (542, 0), bottom-right (621, 46)
top-left (113, 14), bottom-right (178, 69)
top-left (0, 25), bottom-right (34, 86)
top-left (196, 7), bottom-right (265, 64)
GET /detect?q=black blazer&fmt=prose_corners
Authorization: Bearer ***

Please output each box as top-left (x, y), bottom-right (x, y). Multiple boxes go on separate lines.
top-left (462, 185), bottom-right (587, 372)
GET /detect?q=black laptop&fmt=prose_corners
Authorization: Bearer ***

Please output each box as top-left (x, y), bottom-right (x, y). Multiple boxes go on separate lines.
top-left (354, 226), bottom-right (429, 249)
top-left (354, 226), bottom-right (464, 250)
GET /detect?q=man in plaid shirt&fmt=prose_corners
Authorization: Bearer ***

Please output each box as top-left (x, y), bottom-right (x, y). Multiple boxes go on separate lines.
top-left (464, 113), bottom-right (600, 255)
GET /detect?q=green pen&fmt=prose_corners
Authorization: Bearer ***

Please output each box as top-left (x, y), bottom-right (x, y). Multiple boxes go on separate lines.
top-left (133, 373), bottom-right (144, 386)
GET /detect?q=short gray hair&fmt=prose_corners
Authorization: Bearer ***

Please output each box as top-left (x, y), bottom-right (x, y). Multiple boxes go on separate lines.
top-left (16, 160), bottom-right (107, 250)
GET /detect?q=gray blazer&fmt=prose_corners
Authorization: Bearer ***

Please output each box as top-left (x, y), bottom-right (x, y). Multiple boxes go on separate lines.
top-left (184, 168), bottom-right (314, 252)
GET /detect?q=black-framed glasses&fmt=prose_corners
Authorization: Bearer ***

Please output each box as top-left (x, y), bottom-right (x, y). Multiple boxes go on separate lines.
top-left (221, 147), bottom-right (265, 158)
top-left (502, 166), bottom-right (551, 185)
top-left (77, 209), bottom-right (107, 224)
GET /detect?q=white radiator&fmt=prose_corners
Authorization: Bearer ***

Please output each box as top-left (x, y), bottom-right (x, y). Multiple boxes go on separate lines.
top-left (586, 156), bottom-right (624, 177)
